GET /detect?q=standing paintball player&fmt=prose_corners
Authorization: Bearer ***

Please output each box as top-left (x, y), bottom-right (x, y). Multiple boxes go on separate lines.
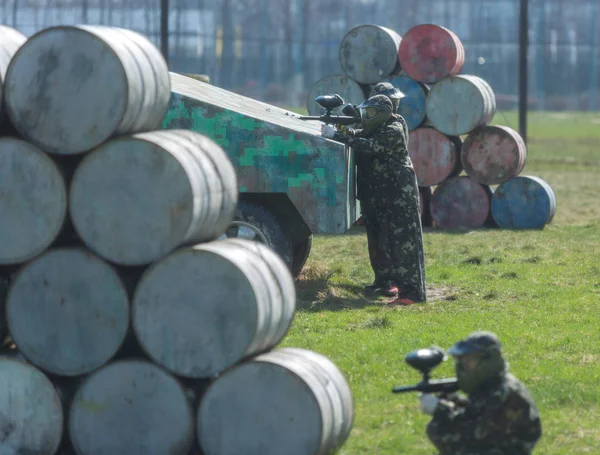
top-left (419, 331), bottom-right (542, 454)
top-left (321, 89), bottom-right (426, 305)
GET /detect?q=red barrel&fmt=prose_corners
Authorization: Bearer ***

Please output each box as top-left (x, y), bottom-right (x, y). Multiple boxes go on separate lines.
top-left (430, 176), bottom-right (492, 229)
top-left (408, 127), bottom-right (462, 187)
top-left (461, 125), bottom-right (527, 185)
top-left (398, 24), bottom-right (465, 84)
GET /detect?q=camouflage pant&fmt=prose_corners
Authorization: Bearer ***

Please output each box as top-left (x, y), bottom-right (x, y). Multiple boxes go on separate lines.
top-left (359, 166), bottom-right (426, 302)
top-left (427, 422), bottom-right (531, 455)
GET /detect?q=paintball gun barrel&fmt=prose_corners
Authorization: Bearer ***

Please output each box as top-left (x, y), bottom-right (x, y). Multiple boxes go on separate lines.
top-left (299, 94), bottom-right (360, 126)
top-left (392, 347), bottom-right (459, 394)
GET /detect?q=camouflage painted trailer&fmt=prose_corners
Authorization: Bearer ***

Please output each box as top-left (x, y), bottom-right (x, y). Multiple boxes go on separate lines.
top-left (162, 73), bottom-right (359, 277)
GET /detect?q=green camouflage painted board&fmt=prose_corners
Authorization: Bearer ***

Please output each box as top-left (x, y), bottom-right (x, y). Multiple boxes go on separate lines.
top-left (162, 73), bottom-right (358, 234)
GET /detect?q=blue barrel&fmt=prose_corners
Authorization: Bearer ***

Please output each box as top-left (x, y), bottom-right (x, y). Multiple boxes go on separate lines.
top-left (425, 75), bottom-right (496, 136)
top-left (491, 176), bottom-right (556, 229)
top-left (387, 74), bottom-right (429, 131)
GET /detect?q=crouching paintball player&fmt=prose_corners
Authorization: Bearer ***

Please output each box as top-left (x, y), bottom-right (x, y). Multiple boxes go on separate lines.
top-left (419, 331), bottom-right (542, 455)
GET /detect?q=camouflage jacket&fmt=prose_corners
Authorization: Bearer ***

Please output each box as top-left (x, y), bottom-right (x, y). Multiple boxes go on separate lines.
top-left (426, 373), bottom-right (542, 455)
top-left (333, 114), bottom-right (413, 201)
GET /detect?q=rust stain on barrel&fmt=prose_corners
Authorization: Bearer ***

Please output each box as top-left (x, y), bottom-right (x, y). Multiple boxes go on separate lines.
top-left (408, 128), bottom-right (461, 186)
top-left (461, 125), bottom-right (527, 185)
top-left (430, 176), bottom-right (492, 229)
top-left (398, 24), bottom-right (465, 84)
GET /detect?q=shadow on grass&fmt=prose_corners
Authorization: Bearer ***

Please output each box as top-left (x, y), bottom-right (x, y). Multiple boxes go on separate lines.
top-left (294, 263), bottom-right (385, 312)
top-left (294, 263), bottom-right (460, 313)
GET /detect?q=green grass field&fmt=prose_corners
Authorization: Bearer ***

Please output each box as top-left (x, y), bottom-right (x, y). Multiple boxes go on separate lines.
top-left (279, 111), bottom-right (600, 454)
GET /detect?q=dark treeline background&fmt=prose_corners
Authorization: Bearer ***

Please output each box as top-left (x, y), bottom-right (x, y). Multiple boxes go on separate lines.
top-left (3, 0), bottom-right (599, 110)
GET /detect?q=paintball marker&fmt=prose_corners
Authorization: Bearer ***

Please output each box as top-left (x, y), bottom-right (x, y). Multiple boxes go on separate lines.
top-left (392, 347), bottom-right (459, 394)
top-left (299, 94), bottom-right (360, 126)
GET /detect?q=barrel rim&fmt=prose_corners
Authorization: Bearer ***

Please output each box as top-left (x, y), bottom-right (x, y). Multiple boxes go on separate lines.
top-left (221, 238), bottom-right (297, 343)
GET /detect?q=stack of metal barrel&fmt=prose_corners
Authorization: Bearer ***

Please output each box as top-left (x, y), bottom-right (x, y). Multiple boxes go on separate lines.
top-left (0, 24), bottom-right (353, 455)
top-left (308, 23), bottom-right (556, 230)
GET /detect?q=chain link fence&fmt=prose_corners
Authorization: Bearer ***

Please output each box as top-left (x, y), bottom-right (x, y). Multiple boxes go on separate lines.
top-left (3, 0), bottom-right (599, 110)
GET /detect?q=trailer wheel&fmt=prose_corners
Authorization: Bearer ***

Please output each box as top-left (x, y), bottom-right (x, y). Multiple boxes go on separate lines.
top-left (291, 235), bottom-right (312, 278)
top-left (219, 201), bottom-right (293, 269)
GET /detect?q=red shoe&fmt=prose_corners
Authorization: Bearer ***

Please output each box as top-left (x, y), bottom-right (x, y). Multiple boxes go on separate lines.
top-left (380, 285), bottom-right (399, 297)
top-left (387, 297), bottom-right (416, 306)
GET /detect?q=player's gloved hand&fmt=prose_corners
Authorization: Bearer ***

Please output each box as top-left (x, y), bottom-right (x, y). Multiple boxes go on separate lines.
top-left (321, 124), bottom-right (336, 138)
top-left (419, 393), bottom-right (440, 415)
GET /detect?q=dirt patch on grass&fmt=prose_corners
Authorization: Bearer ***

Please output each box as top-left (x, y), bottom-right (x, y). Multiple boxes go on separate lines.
top-left (295, 263), bottom-right (458, 310)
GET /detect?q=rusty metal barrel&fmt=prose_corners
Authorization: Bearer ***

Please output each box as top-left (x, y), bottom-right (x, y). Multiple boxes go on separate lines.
top-left (339, 24), bottom-right (402, 84)
top-left (408, 127), bottom-right (463, 187)
top-left (0, 25), bottom-right (27, 129)
top-left (0, 137), bottom-right (67, 264)
top-left (0, 357), bottom-right (64, 454)
top-left (132, 238), bottom-right (296, 378)
top-left (387, 74), bottom-right (429, 130)
top-left (491, 176), bottom-right (556, 229)
top-left (69, 130), bottom-right (237, 266)
top-left (425, 75), bottom-right (497, 136)
top-left (5, 248), bottom-right (129, 376)
top-left (398, 24), bottom-right (465, 84)
top-left (306, 74), bottom-right (367, 116)
top-left (197, 347), bottom-right (354, 455)
top-left (461, 125), bottom-right (527, 185)
top-left (3, 25), bottom-right (170, 154)
top-left (431, 176), bottom-right (493, 229)
top-left (69, 360), bottom-right (194, 455)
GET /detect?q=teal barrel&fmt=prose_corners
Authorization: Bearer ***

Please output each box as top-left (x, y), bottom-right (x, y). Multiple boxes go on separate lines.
top-left (69, 360), bottom-right (194, 455)
top-left (132, 238), bottom-right (296, 378)
top-left (197, 347), bottom-right (354, 455)
top-left (387, 73), bottom-right (429, 130)
top-left (398, 24), bottom-right (465, 84)
top-left (408, 127), bottom-right (463, 186)
top-left (6, 248), bottom-right (130, 376)
top-left (3, 25), bottom-right (170, 154)
top-left (0, 25), bottom-right (26, 131)
top-left (0, 357), bottom-right (64, 454)
top-left (426, 75), bottom-right (496, 136)
top-left (338, 24), bottom-right (402, 84)
top-left (306, 74), bottom-right (367, 116)
top-left (430, 176), bottom-right (493, 229)
top-left (461, 125), bottom-right (527, 185)
top-left (491, 176), bottom-right (556, 229)
top-left (0, 137), bottom-right (67, 264)
top-left (69, 130), bottom-right (237, 266)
